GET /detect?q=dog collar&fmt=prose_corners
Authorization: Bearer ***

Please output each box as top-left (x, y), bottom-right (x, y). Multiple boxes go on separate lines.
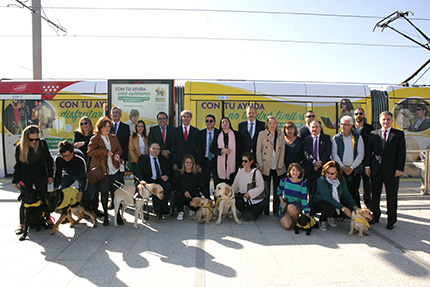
top-left (24, 200), bottom-right (42, 208)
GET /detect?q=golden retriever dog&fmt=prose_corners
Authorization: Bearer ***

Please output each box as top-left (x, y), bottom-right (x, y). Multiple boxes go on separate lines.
top-left (213, 183), bottom-right (242, 225)
top-left (189, 197), bottom-right (213, 224)
top-left (349, 208), bottom-right (374, 237)
top-left (114, 183), bottom-right (164, 229)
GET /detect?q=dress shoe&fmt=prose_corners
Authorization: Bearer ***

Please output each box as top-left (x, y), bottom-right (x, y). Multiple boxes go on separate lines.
top-left (103, 218), bottom-right (109, 226)
top-left (156, 212), bottom-right (163, 220)
top-left (386, 223), bottom-right (395, 230)
top-left (162, 208), bottom-right (171, 215)
top-left (369, 218), bottom-right (379, 225)
top-left (264, 210), bottom-right (270, 216)
top-left (15, 227), bottom-right (24, 235)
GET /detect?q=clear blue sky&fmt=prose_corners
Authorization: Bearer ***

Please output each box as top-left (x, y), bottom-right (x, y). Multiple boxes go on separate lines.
top-left (1, 0), bottom-right (430, 85)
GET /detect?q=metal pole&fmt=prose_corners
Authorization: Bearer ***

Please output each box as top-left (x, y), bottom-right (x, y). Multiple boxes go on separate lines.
top-left (32, 0), bottom-right (42, 80)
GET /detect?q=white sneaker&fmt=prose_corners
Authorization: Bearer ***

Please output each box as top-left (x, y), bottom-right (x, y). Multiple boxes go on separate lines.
top-left (177, 211), bottom-right (184, 221)
top-left (319, 221), bottom-right (328, 231)
top-left (327, 217), bottom-right (338, 227)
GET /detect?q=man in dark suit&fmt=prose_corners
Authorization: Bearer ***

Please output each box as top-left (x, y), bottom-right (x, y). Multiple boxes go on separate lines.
top-left (148, 111), bottom-right (175, 159)
top-left (298, 110), bottom-right (316, 138)
top-left (110, 106), bottom-right (130, 181)
top-left (135, 143), bottom-right (172, 219)
top-left (238, 105), bottom-right (265, 157)
top-left (353, 108), bottom-right (375, 208)
top-left (303, 120), bottom-right (332, 200)
top-left (171, 110), bottom-right (201, 171)
top-left (200, 114), bottom-right (220, 193)
top-left (365, 111), bottom-right (406, 230)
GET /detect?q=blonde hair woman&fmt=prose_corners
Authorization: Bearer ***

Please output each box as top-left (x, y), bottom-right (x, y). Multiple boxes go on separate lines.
top-left (12, 125), bottom-right (54, 235)
top-left (256, 116), bottom-right (286, 215)
top-left (73, 116), bottom-right (94, 161)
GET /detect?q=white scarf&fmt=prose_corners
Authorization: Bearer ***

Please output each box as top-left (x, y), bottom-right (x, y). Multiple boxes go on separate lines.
top-left (325, 175), bottom-right (341, 215)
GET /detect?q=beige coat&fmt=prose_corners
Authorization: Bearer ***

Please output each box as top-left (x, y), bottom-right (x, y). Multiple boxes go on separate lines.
top-left (256, 129), bottom-right (286, 176)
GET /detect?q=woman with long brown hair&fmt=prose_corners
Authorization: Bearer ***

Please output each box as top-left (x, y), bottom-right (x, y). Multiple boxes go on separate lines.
top-left (87, 117), bottom-right (122, 226)
top-left (12, 125), bottom-right (54, 235)
top-left (129, 120), bottom-right (148, 173)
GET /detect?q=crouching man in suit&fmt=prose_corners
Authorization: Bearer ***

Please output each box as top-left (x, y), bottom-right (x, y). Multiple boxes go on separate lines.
top-left (135, 143), bottom-right (172, 219)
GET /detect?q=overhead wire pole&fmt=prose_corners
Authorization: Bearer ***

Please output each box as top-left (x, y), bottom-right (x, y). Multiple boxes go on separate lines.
top-left (32, 0), bottom-right (42, 80)
top-left (374, 11), bottom-right (430, 86)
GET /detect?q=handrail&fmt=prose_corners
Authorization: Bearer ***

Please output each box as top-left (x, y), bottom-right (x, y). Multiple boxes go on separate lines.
top-left (406, 149), bottom-right (429, 194)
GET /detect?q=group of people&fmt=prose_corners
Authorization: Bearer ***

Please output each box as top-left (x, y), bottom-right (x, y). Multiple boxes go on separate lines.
top-left (12, 104), bottom-right (406, 235)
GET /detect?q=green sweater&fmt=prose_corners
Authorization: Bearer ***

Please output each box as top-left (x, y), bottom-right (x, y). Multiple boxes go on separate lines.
top-left (312, 176), bottom-right (356, 210)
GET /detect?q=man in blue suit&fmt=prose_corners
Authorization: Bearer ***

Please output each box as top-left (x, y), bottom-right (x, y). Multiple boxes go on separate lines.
top-left (171, 110), bottom-right (201, 171)
top-left (200, 114), bottom-right (220, 193)
top-left (238, 106), bottom-right (265, 157)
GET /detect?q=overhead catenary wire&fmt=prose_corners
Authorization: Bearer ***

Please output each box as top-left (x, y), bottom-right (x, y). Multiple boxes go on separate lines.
top-left (0, 34), bottom-right (422, 49)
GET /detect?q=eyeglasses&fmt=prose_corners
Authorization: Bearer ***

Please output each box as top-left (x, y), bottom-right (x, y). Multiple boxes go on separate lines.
top-left (61, 152), bottom-right (73, 159)
top-left (157, 117), bottom-right (167, 120)
top-left (151, 147), bottom-right (160, 150)
top-left (206, 119), bottom-right (214, 123)
top-left (28, 138), bottom-right (40, 142)
top-left (341, 102), bottom-right (346, 105)
top-left (306, 115), bottom-right (315, 118)
top-left (80, 122), bottom-right (88, 126)
top-left (327, 172), bottom-right (337, 176)
top-left (354, 113), bottom-right (364, 116)
top-left (416, 108), bottom-right (422, 111)
top-left (242, 159), bottom-right (249, 163)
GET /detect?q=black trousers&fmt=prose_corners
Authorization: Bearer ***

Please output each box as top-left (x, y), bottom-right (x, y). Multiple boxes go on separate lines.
top-left (345, 172), bottom-right (361, 208)
top-left (201, 157), bottom-right (219, 195)
top-left (173, 193), bottom-right (199, 212)
top-left (306, 168), bottom-right (321, 202)
top-left (360, 171), bottom-right (372, 208)
top-left (371, 173), bottom-right (400, 225)
top-left (235, 195), bottom-right (264, 221)
top-left (263, 169), bottom-right (282, 215)
top-left (152, 180), bottom-right (172, 213)
top-left (311, 200), bottom-right (348, 221)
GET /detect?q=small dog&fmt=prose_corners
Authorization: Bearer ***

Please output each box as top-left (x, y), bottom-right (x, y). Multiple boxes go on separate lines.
top-left (294, 214), bottom-right (318, 236)
top-left (114, 183), bottom-right (164, 229)
top-left (18, 183), bottom-right (46, 241)
top-left (189, 197), bottom-right (213, 224)
top-left (45, 187), bottom-right (98, 235)
top-left (213, 183), bottom-right (241, 225)
top-left (349, 208), bottom-right (374, 237)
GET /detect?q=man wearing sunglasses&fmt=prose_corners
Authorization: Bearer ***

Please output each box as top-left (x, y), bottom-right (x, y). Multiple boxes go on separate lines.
top-left (299, 110), bottom-right (323, 138)
top-left (353, 108), bottom-right (374, 208)
top-left (199, 115), bottom-right (220, 193)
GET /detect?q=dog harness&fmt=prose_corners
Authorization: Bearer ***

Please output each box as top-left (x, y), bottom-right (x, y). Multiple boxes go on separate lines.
top-left (56, 187), bottom-right (79, 209)
top-left (201, 201), bottom-right (214, 214)
top-left (296, 216), bottom-right (317, 229)
top-left (24, 200), bottom-right (42, 208)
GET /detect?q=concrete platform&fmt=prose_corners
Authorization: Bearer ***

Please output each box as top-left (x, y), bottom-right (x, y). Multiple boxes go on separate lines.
top-left (0, 178), bottom-right (429, 287)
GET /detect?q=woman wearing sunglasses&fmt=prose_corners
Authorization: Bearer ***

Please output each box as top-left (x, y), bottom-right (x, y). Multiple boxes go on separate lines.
top-left (12, 125), bottom-right (54, 235)
top-left (311, 160), bottom-right (359, 232)
top-left (232, 153), bottom-right (265, 221)
top-left (73, 116), bottom-right (94, 162)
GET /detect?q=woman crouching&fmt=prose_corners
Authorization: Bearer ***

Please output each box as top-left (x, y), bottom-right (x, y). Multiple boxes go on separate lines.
top-left (311, 160), bottom-right (359, 231)
top-left (277, 163), bottom-right (309, 230)
top-left (232, 153), bottom-right (266, 221)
